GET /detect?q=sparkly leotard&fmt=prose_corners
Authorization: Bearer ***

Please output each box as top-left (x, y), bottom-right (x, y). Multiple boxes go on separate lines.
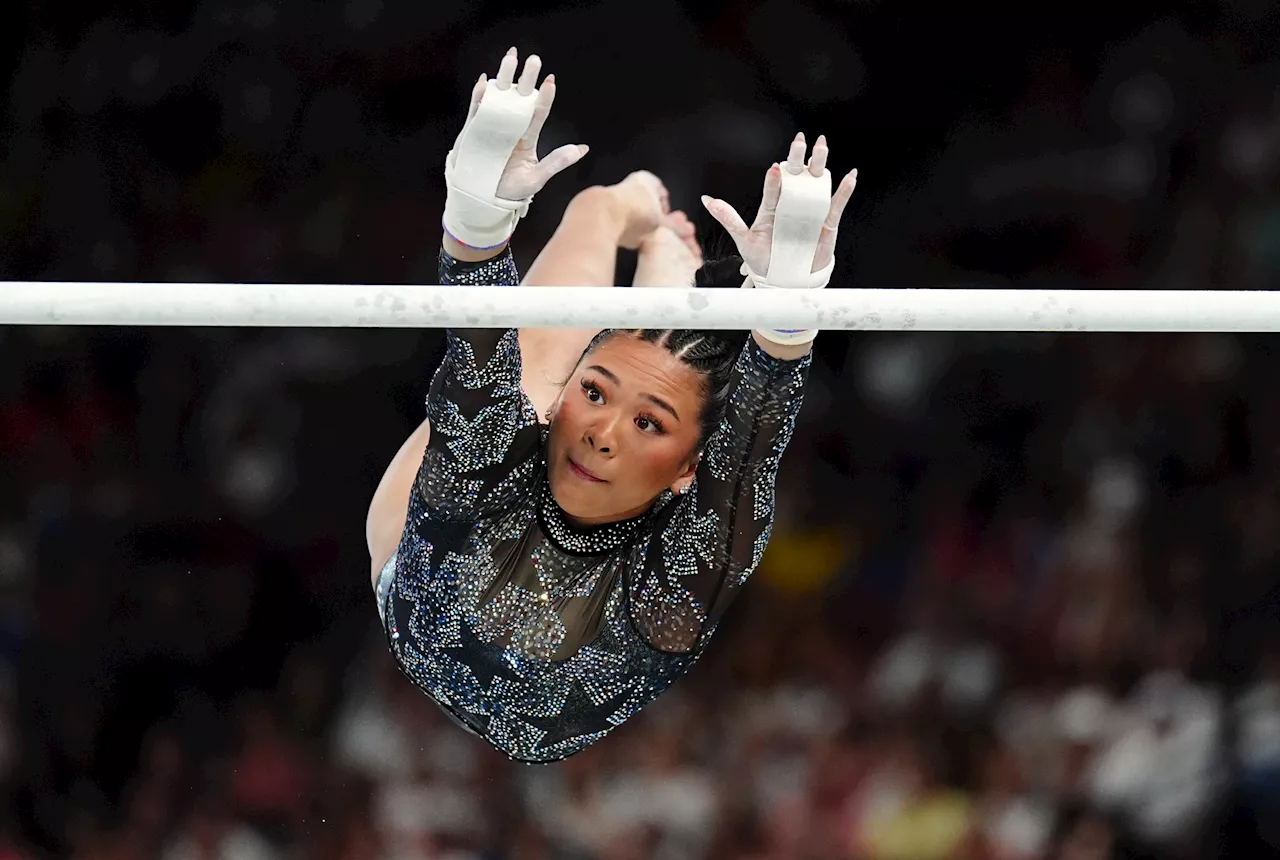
top-left (378, 248), bottom-right (810, 763)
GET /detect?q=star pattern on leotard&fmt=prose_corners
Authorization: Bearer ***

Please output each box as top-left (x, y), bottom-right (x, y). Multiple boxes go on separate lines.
top-left (523, 682), bottom-right (635, 752)
top-left (414, 449), bottom-right (486, 513)
top-left (429, 397), bottom-right (524, 472)
top-left (440, 615), bottom-right (525, 692)
top-left (660, 505), bottom-right (722, 579)
top-left (482, 457), bottom-right (539, 513)
top-left (382, 250), bottom-right (812, 763)
top-left (443, 329), bottom-right (524, 400)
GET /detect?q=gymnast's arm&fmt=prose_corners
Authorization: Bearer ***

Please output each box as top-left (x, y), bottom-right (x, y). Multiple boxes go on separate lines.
top-left (632, 340), bottom-right (811, 652)
top-left (367, 247), bottom-right (536, 579)
top-left (632, 134), bottom-right (859, 651)
top-left (366, 48), bottom-right (586, 583)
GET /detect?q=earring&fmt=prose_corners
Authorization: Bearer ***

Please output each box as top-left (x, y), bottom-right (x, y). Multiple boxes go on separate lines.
top-left (544, 407), bottom-right (553, 421)
top-left (679, 485), bottom-right (690, 495)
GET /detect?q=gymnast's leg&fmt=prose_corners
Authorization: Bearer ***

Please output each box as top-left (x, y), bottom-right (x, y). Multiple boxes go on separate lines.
top-left (366, 415), bottom-right (431, 591)
top-left (517, 172), bottom-right (701, 415)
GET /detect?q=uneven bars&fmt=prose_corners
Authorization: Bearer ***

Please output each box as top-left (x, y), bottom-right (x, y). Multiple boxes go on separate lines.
top-left (2, 282), bottom-right (1280, 331)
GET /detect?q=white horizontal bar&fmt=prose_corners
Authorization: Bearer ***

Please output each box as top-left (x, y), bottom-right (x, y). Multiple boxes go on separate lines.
top-left (2, 282), bottom-right (1279, 331)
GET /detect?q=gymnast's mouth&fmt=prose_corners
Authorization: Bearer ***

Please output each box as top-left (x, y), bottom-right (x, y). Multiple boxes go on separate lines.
top-left (566, 455), bottom-right (606, 483)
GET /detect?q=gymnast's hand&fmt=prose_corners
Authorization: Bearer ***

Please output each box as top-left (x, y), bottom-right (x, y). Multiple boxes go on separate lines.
top-left (443, 48), bottom-right (588, 251)
top-left (700, 133), bottom-right (857, 279)
top-left (456, 48), bottom-right (590, 202)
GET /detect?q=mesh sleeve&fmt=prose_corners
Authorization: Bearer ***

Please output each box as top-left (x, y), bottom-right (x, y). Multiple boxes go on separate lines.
top-left (631, 337), bottom-right (811, 652)
top-left (414, 249), bottom-right (541, 519)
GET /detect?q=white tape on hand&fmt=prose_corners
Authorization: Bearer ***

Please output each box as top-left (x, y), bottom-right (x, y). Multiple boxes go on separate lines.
top-left (443, 84), bottom-right (538, 249)
top-left (741, 167), bottom-right (834, 345)
top-left (762, 167), bottom-right (832, 287)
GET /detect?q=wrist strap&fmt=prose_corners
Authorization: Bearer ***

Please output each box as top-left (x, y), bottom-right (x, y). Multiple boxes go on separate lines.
top-left (442, 159), bottom-right (531, 249)
top-left (740, 259), bottom-right (832, 346)
top-left (741, 257), bottom-right (835, 291)
top-left (442, 217), bottom-right (512, 252)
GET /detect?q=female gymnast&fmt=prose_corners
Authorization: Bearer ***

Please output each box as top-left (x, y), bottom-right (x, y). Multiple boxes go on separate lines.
top-left (365, 48), bottom-right (858, 762)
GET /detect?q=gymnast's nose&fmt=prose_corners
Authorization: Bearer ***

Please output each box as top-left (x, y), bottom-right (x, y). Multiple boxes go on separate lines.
top-left (585, 412), bottom-right (619, 455)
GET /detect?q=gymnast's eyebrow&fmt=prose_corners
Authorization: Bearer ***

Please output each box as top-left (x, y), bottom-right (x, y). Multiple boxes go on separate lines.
top-left (642, 393), bottom-right (680, 422)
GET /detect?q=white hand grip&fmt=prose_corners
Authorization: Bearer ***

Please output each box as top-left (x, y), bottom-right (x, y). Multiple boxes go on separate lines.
top-left (739, 167), bottom-right (834, 345)
top-left (443, 83), bottom-right (538, 249)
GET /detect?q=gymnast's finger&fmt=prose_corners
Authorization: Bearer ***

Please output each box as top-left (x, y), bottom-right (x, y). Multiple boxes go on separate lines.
top-left (517, 54), bottom-right (542, 96)
top-left (701, 195), bottom-right (750, 249)
top-left (786, 132), bottom-right (807, 175)
top-left (809, 135), bottom-right (829, 177)
top-left (824, 168), bottom-right (858, 230)
top-left (495, 47), bottom-right (518, 90)
top-left (466, 74), bottom-right (486, 123)
top-left (753, 163), bottom-right (782, 226)
top-left (522, 75), bottom-right (556, 149)
top-left (813, 225), bottom-right (837, 273)
top-left (533, 143), bottom-right (590, 187)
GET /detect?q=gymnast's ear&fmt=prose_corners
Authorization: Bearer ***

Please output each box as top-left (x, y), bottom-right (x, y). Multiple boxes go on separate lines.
top-left (668, 457), bottom-right (699, 496)
top-left (542, 391), bottom-right (565, 424)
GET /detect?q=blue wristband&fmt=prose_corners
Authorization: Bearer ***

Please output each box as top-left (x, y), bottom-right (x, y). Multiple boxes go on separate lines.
top-left (442, 218), bottom-right (511, 252)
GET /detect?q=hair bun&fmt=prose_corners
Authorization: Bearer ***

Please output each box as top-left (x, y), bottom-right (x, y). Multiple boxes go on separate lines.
top-left (693, 255), bottom-right (745, 289)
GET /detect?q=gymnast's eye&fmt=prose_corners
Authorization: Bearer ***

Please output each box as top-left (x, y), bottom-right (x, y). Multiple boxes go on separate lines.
top-left (635, 414), bottom-right (666, 434)
top-left (580, 378), bottom-right (604, 403)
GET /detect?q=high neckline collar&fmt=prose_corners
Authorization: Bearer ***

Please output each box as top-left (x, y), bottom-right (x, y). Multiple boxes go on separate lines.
top-left (535, 476), bottom-right (651, 557)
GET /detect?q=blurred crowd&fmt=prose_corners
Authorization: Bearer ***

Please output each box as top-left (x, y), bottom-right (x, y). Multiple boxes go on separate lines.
top-left (3, 1), bottom-right (1280, 859)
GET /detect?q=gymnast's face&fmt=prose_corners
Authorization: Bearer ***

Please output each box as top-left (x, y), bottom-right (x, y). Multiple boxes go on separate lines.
top-left (546, 335), bottom-right (703, 525)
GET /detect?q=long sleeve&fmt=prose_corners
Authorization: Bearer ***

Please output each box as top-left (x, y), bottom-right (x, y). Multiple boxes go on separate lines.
top-left (632, 337), bottom-right (811, 652)
top-left (414, 249), bottom-right (541, 519)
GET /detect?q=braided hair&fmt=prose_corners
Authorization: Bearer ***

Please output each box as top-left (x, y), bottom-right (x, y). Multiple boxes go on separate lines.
top-left (578, 255), bottom-right (749, 450)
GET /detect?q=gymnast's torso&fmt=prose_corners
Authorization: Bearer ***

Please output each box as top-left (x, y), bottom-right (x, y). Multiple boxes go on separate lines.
top-left (377, 249), bottom-right (810, 763)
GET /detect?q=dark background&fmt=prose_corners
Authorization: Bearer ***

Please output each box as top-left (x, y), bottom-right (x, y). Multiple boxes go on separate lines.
top-left (2, 1), bottom-right (1280, 858)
